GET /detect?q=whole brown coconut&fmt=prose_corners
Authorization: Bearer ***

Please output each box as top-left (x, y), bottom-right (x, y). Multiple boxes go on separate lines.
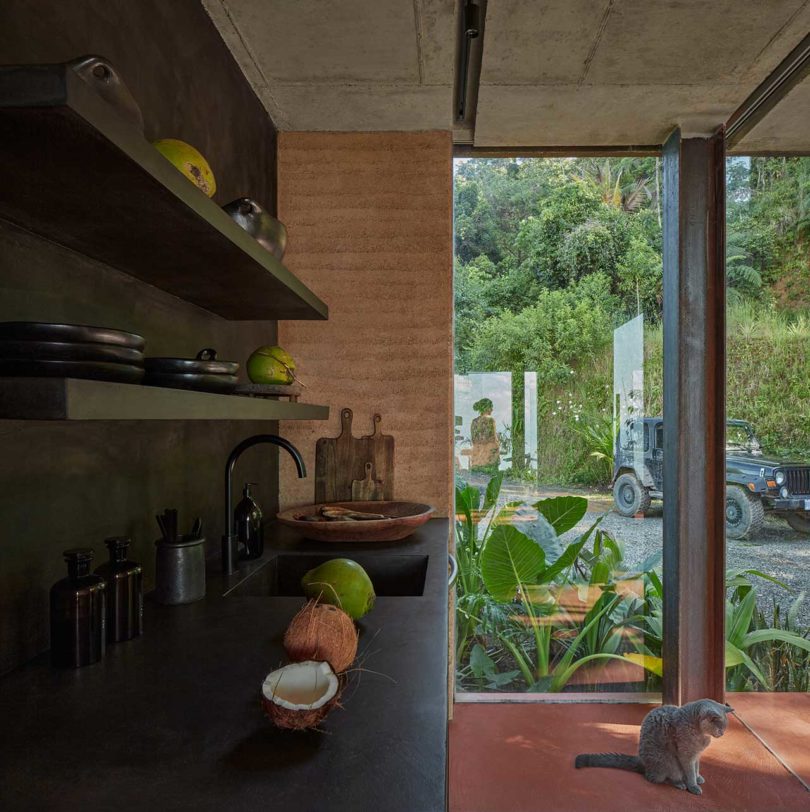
top-left (283, 600), bottom-right (358, 673)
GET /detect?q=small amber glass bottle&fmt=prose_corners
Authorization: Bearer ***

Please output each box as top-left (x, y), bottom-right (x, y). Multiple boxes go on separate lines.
top-left (95, 536), bottom-right (143, 643)
top-left (50, 548), bottom-right (106, 668)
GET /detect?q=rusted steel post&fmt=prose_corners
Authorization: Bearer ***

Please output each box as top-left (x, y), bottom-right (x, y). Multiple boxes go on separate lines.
top-left (662, 128), bottom-right (726, 705)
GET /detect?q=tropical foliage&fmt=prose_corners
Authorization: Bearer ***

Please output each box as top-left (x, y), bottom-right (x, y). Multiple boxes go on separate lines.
top-left (455, 475), bottom-right (810, 694)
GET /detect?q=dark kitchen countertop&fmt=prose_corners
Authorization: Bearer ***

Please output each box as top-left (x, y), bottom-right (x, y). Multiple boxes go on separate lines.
top-left (0, 519), bottom-right (450, 812)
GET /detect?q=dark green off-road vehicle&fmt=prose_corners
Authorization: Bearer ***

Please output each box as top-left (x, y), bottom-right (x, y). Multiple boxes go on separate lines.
top-left (612, 417), bottom-right (810, 539)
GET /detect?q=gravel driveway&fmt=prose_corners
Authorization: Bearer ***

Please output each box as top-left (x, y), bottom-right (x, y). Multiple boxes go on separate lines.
top-left (461, 474), bottom-right (810, 627)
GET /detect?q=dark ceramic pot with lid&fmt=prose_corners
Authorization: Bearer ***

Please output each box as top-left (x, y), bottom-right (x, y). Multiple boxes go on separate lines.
top-left (143, 348), bottom-right (239, 393)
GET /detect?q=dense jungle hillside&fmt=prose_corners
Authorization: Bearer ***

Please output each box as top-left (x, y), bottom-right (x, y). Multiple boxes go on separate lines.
top-left (454, 157), bottom-right (810, 484)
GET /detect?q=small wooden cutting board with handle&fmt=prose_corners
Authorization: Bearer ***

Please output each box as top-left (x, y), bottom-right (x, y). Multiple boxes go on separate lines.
top-left (315, 409), bottom-right (395, 503)
top-left (364, 414), bottom-right (394, 500)
top-left (351, 461), bottom-right (385, 501)
top-left (315, 407), bottom-right (358, 503)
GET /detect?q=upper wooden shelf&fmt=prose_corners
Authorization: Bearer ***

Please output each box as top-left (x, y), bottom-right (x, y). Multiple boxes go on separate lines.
top-left (0, 64), bottom-right (327, 321)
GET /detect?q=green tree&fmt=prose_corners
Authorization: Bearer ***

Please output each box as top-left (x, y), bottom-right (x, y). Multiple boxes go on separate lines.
top-left (467, 273), bottom-right (617, 385)
top-left (616, 235), bottom-right (663, 318)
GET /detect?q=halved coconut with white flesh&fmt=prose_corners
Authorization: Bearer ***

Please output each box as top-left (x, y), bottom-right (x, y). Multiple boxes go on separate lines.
top-left (261, 660), bottom-right (339, 730)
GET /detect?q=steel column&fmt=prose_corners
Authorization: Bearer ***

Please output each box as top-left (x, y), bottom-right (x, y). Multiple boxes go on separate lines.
top-left (662, 129), bottom-right (726, 705)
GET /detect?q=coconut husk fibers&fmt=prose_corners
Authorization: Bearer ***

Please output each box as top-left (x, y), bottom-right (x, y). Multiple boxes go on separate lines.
top-left (283, 600), bottom-right (358, 673)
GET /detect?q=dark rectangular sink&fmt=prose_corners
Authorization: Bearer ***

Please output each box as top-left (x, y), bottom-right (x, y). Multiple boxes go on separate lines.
top-left (227, 553), bottom-right (429, 597)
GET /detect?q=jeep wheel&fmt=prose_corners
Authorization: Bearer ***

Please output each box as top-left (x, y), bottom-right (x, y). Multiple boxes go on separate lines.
top-left (725, 485), bottom-right (764, 539)
top-left (613, 473), bottom-right (651, 517)
top-left (786, 513), bottom-right (810, 535)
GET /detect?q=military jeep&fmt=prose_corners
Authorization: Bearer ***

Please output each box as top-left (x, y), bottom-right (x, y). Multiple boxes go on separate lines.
top-left (612, 417), bottom-right (810, 539)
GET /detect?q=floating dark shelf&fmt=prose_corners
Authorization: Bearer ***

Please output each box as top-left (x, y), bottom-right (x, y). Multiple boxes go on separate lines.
top-left (0, 377), bottom-right (330, 421)
top-left (0, 64), bottom-right (328, 321)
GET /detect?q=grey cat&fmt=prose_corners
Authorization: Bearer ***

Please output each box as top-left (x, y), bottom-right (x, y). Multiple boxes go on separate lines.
top-left (575, 699), bottom-right (734, 795)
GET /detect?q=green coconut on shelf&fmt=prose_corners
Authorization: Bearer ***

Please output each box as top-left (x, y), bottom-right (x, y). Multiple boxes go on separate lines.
top-left (246, 345), bottom-right (296, 385)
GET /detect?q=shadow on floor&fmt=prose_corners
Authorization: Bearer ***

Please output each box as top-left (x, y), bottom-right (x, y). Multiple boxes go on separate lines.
top-left (449, 699), bottom-right (810, 812)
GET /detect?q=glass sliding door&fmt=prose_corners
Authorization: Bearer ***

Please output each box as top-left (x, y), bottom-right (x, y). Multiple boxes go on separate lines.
top-left (453, 157), bottom-right (664, 697)
top-left (723, 154), bottom-right (810, 693)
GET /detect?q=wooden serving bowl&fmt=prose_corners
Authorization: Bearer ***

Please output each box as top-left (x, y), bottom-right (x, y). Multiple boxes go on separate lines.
top-left (276, 501), bottom-right (435, 543)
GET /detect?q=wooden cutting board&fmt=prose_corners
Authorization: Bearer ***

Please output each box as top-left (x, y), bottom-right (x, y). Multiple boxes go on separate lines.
top-left (351, 461), bottom-right (385, 501)
top-left (315, 407), bottom-right (357, 503)
top-left (315, 409), bottom-right (395, 503)
top-left (364, 413), bottom-right (394, 500)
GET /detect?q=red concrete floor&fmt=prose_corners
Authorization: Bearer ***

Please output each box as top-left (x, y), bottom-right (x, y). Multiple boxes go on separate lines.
top-left (729, 692), bottom-right (810, 791)
top-left (449, 699), bottom-right (810, 812)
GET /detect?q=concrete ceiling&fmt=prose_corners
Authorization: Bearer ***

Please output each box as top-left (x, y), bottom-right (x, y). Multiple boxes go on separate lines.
top-left (475, 0), bottom-right (810, 148)
top-left (202, 0), bottom-right (456, 131)
top-left (204, 0), bottom-right (810, 151)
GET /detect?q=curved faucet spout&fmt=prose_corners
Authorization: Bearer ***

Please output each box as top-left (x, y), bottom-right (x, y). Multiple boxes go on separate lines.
top-left (222, 434), bottom-right (306, 573)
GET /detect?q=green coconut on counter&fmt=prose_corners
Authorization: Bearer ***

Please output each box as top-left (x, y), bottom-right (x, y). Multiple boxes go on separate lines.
top-left (301, 558), bottom-right (376, 620)
top-left (246, 345), bottom-right (296, 385)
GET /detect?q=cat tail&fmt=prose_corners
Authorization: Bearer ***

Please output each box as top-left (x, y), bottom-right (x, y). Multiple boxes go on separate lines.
top-left (574, 753), bottom-right (644, 773)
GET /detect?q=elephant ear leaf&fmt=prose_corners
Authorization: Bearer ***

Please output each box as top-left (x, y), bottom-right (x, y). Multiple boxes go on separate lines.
top-left (534, 495), bottom-right (588, 536)
top-left (481, 525), bottom-right (545, 601)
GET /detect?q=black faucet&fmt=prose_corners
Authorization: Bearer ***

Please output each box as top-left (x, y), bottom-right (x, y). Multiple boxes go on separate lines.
top-left (222, 434), bottom-right (306, 574)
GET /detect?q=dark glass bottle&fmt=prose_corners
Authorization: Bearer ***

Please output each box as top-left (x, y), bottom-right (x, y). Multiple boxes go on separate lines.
top-left (50, 548), bottom-right (106, 668)
top-left (235, 482), bottom-right (264, 559)
top-left (95, 536), bottom-right (143, 643)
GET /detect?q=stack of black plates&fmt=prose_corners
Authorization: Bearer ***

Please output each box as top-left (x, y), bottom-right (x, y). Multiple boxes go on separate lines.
top-left (143, 349), bottom-right (239, 393)
top-left (0, 322), bottom-right (145, 383)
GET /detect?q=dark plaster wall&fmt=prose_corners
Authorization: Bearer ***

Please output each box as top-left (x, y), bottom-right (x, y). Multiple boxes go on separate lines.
top-left (0, 1), bottom-right (282, 674)
top-left (0, 0), bottom-right (276, 211)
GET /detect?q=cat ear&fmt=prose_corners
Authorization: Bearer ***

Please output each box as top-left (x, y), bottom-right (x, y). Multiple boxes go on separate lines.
top-left (699, 702), bottom-right (726, 721)
top-left (724, 704), bottom-right (734, 713)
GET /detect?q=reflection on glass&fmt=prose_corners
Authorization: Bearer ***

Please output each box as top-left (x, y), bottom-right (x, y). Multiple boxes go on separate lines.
top-left (470, 398), bottom-right (500, 471)
top-left (454, 373), bottom-right (512, 475)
